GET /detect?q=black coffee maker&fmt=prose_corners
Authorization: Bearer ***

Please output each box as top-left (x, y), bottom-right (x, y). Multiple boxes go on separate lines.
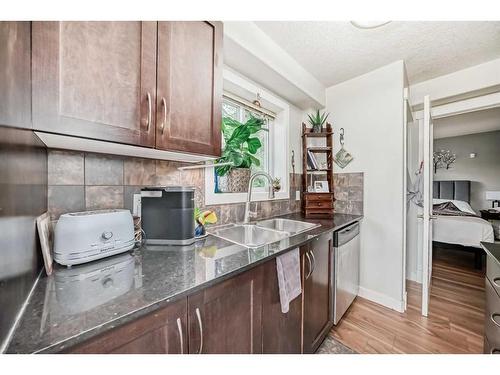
top-left (140, 187), bottom-right (195, 245)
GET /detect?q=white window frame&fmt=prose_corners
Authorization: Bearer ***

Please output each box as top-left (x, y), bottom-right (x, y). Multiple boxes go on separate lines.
top-left (205, 68), bottom-right (290, 206)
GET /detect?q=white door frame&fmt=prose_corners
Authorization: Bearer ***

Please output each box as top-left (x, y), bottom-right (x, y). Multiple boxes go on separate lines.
top-left (407, 91), bottom-right (500, 316)
top-left (414, 91), bottom-right (500, 120)
top-left (421, 95), bottom-right (434, 317)
top-left (402, 89), bottom-right (412, 311)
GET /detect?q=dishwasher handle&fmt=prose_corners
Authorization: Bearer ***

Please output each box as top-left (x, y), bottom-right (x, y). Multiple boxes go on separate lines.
top-left (334, 222), bottom-right (360, 247)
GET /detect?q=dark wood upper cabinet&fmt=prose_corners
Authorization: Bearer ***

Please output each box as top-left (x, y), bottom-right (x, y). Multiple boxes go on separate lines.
top-left (187, 265), bottom-right (263, 354)
top-left (302, 233), bottom-right (334, 353)
top-left (261, 256), bottom-right (302, 353)
top-left (31, 21), bottom-right (157, 147)
top-left (67, 298), bottom-right (187, 354)
top-left (156, 21), bottom-right (222, 157)
top-left (0, 22), bottom-right (31, 129)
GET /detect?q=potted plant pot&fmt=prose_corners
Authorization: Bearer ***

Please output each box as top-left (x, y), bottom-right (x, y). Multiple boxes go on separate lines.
top-left (312, 124), bottom-right (323, 133)
top-left (227, 168), bottom-right (251, 193)
top-left (308, 109), bottom-right (329, 133)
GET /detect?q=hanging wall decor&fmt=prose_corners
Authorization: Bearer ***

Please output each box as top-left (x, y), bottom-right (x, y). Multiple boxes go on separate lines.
top-left (433, 149), bottom-right (456, 173)
top-left (333, 128), bottom-right (354, 168)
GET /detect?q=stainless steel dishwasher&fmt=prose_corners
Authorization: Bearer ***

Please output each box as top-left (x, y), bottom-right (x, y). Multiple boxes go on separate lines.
top-left (332, 222), bottom-right (360, 324)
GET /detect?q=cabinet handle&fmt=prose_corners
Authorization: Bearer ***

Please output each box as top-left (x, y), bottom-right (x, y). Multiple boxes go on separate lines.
top-left (310, 250), bottom-right (316, 274)
top-left (493, 277), bottom-right (500, 288)
top-left (491, 313), bottom-right (500, 329)
top-left (195, 307), bottom-right (204, 354)
top-left (146, 92), bottom-right (152, 132)
top-left (160, 97), bottom-right (167, 134)
top-left (305, 252), bottom-right (313, 280)
top-left (176, 317), bottom-right (184, 354)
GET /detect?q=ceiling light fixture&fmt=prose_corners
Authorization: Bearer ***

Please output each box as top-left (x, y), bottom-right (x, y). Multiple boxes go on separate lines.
top-left (350, 21), bottom-right (391, 29)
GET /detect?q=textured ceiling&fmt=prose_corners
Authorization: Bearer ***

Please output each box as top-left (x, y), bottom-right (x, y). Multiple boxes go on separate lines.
top-left (254, 21), bottom-right (500, 87)
top-left (434, 106), bottom-right (500, 139)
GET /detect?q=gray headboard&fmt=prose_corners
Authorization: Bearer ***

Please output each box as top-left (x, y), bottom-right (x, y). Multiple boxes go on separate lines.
top-left (433, 180), bottom-right (471, 203)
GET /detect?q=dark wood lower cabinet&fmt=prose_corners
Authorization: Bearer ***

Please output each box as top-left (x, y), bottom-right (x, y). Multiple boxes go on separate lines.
top-left (187, 266), bottom-right (263, 354)
top-left (261, 258), bottom-right (302, 354)
top-left (67, 298), bottom-right (187, 354)
top-left (302, 233), bottom-right (334, 353)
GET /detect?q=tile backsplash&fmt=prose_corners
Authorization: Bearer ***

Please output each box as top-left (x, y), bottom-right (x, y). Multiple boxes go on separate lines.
top-left (333, 172), bottom-right (364, 215)
top-left (47, 150), bottom-right (364, 224)
top-left (47, 150), bottom-right (303, 224)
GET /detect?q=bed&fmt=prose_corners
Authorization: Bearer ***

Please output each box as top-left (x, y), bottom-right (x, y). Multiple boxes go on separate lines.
top-left (432, 180), bottom-right (494, 268)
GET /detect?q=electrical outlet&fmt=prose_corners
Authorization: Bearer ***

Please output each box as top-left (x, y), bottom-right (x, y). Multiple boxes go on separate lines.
top-left (295, 191), bottom-right (300, 201)
top-left (133, 194), bottom-right (141, 217)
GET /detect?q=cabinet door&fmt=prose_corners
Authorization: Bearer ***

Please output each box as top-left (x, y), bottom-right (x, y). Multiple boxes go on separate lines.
top-left (156, 21), bottom-right (222, 157)
top-left (302, 233), bottom-right (333, 353)
top-left (32, 21), bottom-right (156, 147)
top-left (0, 22), bottom-right (31, 129)
top-left (67, 298), bottom-right (187, 354)
top-left (188, 266), bottom-right (263, 354)
top-left (262, 256), bottom-right (302, 353)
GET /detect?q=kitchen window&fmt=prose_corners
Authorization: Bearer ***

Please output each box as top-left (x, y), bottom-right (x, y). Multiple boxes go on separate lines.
top-left (204, 69), bottom-right (290, 206)
top-left (221, 94), bottom-right (273, 189)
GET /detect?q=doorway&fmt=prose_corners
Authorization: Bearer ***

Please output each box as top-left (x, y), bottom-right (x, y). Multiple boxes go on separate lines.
top-left (405, 93), bottom-right (500, 317)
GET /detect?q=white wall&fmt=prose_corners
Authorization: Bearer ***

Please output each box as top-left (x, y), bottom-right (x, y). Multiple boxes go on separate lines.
top-left (326, 61), bottom-right (406, 311)
top-left (434, 130), bottom-right (500, 211)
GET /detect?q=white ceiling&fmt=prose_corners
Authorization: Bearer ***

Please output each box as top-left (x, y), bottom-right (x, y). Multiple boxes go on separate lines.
top-left (433, 106), bottom-right (500, 139)
top-left (254, 21), bottom-right (500, 87)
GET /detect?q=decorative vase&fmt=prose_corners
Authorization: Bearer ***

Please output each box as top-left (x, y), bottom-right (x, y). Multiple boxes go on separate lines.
top-left (227, 168), bottom-right (251, 193)
top-left (312, 124), bottom-right (322, 133)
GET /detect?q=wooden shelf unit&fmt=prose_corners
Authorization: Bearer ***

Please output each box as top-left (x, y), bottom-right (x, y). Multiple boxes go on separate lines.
top-left (301, 123), bottom-right (335, 218)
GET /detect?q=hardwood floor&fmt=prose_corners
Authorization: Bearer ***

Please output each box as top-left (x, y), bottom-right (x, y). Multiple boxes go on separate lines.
top-left (329, 248), bottom-right (485, 353)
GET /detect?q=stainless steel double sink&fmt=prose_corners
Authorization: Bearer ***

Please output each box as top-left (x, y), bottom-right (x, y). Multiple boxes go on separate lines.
top-left (207, 218), bottom-right (320, 249)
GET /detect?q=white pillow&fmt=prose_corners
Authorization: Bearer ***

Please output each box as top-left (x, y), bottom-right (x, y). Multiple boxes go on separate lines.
top-left (433, 198), bottom-right (476, 215)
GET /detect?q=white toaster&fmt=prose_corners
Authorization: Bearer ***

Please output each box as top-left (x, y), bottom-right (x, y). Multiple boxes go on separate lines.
top-left (54, 209), bottom-right (135, 266)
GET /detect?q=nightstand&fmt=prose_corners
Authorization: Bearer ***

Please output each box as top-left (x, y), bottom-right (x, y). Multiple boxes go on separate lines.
top-left (480, 210), bottom-right (500, 221)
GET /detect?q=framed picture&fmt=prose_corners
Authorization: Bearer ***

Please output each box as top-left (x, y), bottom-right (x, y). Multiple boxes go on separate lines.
top-left (314, 181), bottom-right (329, 193)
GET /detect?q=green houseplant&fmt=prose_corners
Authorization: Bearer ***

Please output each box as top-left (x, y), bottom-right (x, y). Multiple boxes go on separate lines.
top-left (215, 115), bottom-right (267, 192)
top-left (308, 109), bottom-right (329, 133)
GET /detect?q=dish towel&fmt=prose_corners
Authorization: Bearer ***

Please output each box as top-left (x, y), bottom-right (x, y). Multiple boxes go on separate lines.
top-left (276, 248), bottom-right (302, 314)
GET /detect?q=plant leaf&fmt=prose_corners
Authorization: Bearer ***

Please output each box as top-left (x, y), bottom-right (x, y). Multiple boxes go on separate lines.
top-left (222, 117), bottom-right (240, 128)
top-left (227, 125), bottom-right (250, 147)
top-left (247, 153), bottom-right (260, 167)
top-left (246, 137), bottom-right (262, 154)
top-left (245, 116), bottom-right (265, 134)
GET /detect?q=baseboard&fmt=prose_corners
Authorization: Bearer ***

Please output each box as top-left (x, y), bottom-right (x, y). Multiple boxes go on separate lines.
top-left (358, 286), bottom-right (405, 313)
top-left (407, 270), bottom-right (422, 283)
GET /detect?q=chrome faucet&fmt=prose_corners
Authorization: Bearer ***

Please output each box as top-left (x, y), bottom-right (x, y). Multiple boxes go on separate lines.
top-left (243, 172), bottom-right (275, 223)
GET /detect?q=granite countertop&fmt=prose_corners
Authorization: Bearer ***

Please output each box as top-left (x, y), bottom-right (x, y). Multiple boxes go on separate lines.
top-left (7, 213), bottom-right (362, 354)
top-left (482, 241), bottom-right (500, 266)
